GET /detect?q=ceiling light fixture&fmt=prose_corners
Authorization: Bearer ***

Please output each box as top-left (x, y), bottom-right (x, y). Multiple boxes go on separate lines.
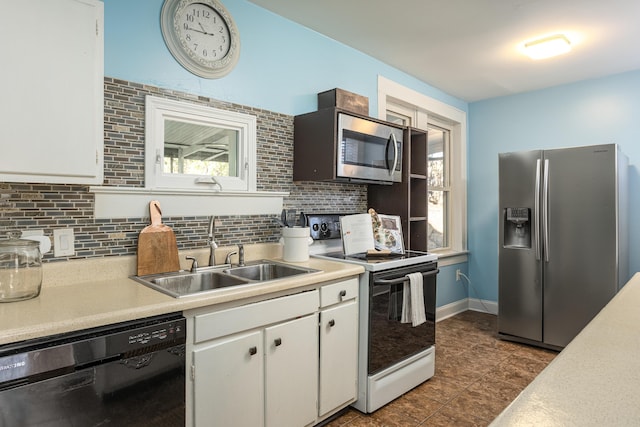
top-left (523, 34), bottom-right (571, 60)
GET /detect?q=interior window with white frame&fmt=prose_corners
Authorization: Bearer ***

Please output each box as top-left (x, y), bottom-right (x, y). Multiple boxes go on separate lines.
top-left (145, 95), bottom-right (257, 192)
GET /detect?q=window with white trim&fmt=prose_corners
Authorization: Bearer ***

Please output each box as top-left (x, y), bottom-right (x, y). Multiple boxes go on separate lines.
top-left (426, 121), bottom-right (451, 251)
top-left (145, 95), bottom-right (256, 192)
top-left (380, 77), bottom-right (467, 262)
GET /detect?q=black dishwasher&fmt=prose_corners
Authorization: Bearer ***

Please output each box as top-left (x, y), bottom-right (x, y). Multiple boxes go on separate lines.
top-left (0, 312), bottom-right (186, 427)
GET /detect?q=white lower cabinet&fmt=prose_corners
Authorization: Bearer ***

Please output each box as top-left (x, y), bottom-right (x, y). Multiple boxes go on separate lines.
top-left (318, 278), bottom-right (359, 418)
top-left (186, 276), bottom-right (359, 427)
top-left (265, 314), bottom-right (318, 427)
top-left (319, 301), bottom-right (358, 416)
top-left (193, 330), bottom-right (264, 426)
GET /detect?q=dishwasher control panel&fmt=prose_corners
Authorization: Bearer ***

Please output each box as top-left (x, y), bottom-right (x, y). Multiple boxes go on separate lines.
top-left (127, 320), bottom-right (184, 346)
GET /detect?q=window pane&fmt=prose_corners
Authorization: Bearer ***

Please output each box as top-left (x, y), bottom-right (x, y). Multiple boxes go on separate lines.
top-left (428, 190), bottom-right (447, 250)
top-left (427, 124), bottom-right (449, 250)
top-left (163, 119), bottom-right (239, 177)
top-left (386, 111), bottom-right (411, 126)
top-left (427, 127), bottom-right (445, 188)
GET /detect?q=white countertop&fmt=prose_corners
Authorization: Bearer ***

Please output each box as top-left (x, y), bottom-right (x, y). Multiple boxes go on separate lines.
top-left (0, 244), bottom-right (364, 346)
top-left (490, 272), bottom-right (640, 426)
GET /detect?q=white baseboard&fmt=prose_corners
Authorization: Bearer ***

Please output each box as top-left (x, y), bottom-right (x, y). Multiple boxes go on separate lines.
top-left (435, 299), bottom-right (469, 321)
top-left (468, 298), bottom-right (498, 315)
top-left (436, 298), bottom-right (498, 321)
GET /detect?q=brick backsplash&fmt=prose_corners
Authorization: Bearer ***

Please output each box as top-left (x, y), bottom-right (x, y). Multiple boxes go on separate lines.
top-left (0, 78), bottom-right (367, 262)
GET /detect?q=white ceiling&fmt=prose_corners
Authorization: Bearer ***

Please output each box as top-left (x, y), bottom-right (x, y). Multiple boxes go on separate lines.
top-left (248, 0), bottom-right (640, 102)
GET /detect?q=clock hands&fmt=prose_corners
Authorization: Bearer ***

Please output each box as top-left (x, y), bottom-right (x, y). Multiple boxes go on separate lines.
top-left (185, 22), bottom-right (215, 36)
top-left (185, 27), bottom-right (208, 35)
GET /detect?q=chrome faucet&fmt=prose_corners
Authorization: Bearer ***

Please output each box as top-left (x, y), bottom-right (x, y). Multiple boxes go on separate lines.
top-left (224, 249), bottom-right (236, 265)
top-left (224, 244), bottom-right (245, 266)
top-left (186, 256), bottom-right (198, 273)
top-left (238, 244), bottom-right (245, 266)
top-left (207, 216), bottom-right (217, 266)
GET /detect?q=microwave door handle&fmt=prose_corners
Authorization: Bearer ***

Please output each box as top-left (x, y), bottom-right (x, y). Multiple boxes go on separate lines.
top-left (388, 133), bottom-right (399, 176)
top-left (384, 134), bottom-right (392, 171)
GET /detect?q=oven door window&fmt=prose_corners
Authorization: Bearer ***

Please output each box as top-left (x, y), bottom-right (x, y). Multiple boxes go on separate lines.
top-left (368, 276), bottom-right (436, 374)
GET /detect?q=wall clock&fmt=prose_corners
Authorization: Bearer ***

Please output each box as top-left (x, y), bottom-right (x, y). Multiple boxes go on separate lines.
top-left (161, 0), bottom-right (240, 78)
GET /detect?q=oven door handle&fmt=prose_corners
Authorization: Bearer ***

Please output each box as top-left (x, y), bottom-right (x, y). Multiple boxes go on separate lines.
top-left (374, 268), bottom-right (440, 286)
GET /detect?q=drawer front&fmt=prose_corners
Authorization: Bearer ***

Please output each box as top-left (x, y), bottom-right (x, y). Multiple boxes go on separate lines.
top-left (194, 289), bottom-right (319, 343)
top-left (320, 277), bottom-right (358, 308)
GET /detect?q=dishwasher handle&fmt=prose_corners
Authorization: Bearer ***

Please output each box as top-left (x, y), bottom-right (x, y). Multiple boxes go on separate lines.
top-left (374, 268), bottom-right (440, 286)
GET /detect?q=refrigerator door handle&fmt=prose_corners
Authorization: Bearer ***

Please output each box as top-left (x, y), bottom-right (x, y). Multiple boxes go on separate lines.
top-left (535, 158), bottom-right (541, 261)
top-left (543, 159), bottom-right (550, 262)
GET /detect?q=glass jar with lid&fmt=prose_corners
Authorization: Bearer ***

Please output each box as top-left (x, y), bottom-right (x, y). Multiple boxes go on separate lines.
top-left (0, 233), bottom-right (43, 302)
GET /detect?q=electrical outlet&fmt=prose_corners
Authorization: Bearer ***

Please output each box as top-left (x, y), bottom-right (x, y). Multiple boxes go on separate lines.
top-left (456, 269), bottom-right (461, 281)
top-left (54, 228), bottom-right (75, 257)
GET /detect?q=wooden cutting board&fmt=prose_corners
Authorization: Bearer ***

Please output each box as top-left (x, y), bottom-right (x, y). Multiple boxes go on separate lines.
top-left (137, 200), bottom-right (180, 276)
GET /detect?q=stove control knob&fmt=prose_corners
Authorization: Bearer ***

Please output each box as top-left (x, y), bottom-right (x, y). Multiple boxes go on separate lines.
top-left (312, 223), bottom-right (319, 231)
top-left (320, 223), bottom-right (328, 232)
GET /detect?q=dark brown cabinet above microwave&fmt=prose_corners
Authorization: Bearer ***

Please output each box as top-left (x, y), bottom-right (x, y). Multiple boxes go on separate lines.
top-left (293, 108), bottom-right (405, 185)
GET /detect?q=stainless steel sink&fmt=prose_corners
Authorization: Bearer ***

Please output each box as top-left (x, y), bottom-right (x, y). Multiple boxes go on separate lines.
top-left (224, 261), bottom-right (318, 281)
top-left (133, 260), bottom-right (319, 298)
top-left (133, 269), bottom-right (250, 298)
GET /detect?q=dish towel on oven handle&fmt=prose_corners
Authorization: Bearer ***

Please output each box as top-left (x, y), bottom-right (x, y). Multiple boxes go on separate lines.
top-left (401, 272), bottom-right (427, 327)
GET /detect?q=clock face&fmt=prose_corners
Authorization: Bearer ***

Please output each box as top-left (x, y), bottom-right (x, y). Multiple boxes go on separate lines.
top-left (176, 3), bottom-right (230, 64)
top-left (161, 0), bottom-right (240, 78)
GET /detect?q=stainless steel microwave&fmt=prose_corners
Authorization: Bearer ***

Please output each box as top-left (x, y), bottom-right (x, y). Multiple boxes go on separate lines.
top-left (337, 113), bottom-right (403, 184)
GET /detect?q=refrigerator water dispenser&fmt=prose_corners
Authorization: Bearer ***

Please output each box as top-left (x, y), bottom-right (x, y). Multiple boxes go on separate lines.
top-left (503, 207), bottom-right (531, 249)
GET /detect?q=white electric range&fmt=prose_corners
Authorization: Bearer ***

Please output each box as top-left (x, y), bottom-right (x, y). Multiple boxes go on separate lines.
top-left (306, 214), bottom-right (439, 413)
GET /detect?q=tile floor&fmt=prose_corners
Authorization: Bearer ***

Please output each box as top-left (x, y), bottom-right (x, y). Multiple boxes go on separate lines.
top-left (325, 310), bottom-right (558, 427)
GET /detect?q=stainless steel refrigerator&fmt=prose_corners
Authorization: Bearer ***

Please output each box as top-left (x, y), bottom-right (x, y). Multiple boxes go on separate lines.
top-left (498, 144), bottom-right (628, 350)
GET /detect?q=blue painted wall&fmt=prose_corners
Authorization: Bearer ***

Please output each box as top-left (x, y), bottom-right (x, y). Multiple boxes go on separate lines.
top-left (468, 70), bottom-right (640, 301)
top-left (103, 0), bottom-right (470, 308)
top-left (104, 0), bottom-right (466, 116)
top-left (436, 265), bottom-right (468, 308)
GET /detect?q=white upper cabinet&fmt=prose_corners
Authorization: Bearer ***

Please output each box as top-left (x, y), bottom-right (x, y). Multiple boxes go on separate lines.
top-left (0, 0), bottom-right (104, 184)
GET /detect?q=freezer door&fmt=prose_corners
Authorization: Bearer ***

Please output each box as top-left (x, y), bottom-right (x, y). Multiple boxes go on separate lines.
top-left (543, 144), bottom-right (619, 348)
top-left (498, 150), bottom-right (543, 342)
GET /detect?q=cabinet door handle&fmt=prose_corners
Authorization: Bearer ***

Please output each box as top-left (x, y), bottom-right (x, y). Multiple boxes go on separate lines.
top-left (274, 338), bottom-right (282, 347)
top-left (249, 346), bottom-right (257, 356)
top-left (328, 319), bottom-right (336, 327)
top-left (339, 290), bottom-right (347, 300)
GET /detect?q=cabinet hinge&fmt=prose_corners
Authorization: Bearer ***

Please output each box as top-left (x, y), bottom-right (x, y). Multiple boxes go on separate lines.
top-left (96, 150), bottom-right (99, 165)
top-left (96, 20), bottom-right (99, 36)
top-left (191, 365), bottom-right (196, 381)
